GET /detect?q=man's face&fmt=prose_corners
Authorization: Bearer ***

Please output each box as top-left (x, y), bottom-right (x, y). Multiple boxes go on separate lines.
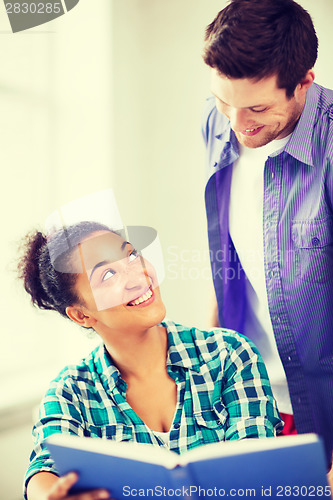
top-left (211, 69), bottom-right (306, 148)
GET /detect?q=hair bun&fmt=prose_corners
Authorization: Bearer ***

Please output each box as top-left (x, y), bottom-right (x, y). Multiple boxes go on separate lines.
top-left (18, 230), bottom-right (52, 310)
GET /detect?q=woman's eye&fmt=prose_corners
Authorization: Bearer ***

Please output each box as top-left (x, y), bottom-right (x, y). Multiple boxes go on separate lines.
top-left (128, 250), bottom-right (139, 262)
top-left (102, 269), bottom-right (115, 282)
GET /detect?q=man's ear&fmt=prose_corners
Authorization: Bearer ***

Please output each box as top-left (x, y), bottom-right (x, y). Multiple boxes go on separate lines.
top-left (66, 306), bottom-right (97, 328)
top-left (295, 69), bottom-right (315, 99)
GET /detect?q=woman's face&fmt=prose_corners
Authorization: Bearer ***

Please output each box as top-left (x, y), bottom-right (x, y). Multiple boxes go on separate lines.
top-left (71, 231), bottom-right (166, 331)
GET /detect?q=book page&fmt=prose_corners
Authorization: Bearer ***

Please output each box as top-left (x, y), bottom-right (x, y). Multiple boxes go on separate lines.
top-left (47, 434), bottom-right (180, 469)
top-left (177, 433), bottom-right (319, 466)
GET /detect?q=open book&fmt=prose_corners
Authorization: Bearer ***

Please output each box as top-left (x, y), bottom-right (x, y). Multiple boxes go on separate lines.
top-left (46, 433), bottom-right (329, 499)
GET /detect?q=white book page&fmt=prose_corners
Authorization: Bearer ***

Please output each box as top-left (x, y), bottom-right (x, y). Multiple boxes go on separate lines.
top-left (177, 433), bottom-right (318, 466)
top-left (47, 434), bottom-right (179, 469)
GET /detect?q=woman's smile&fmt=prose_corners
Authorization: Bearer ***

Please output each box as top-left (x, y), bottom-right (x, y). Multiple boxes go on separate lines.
top-left (127, 286), bottom-right (154, 307)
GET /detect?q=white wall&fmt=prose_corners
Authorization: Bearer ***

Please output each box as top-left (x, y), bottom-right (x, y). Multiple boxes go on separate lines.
top-left (0, 2), bottom-right (113, 498)
top-left (300, 0), bottom-right (333, 89)
top-left (110, 0), bottom-right (225, 329)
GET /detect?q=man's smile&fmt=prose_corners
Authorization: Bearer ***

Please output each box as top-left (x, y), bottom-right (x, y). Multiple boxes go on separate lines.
top-left (240, 126), bottom-right (265, 136)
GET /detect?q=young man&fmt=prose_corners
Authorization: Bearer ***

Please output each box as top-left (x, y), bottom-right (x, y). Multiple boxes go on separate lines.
top-left (201, 0), bottom-right (333, 469)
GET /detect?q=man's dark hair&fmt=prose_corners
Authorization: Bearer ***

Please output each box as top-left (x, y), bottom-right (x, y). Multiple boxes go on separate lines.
top-left (203, 0), bottom-right (318, 98)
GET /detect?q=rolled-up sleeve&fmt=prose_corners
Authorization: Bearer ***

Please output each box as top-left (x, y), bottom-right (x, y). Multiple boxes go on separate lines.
top-left (221, 332), bottom-right (283, 440)
top-left (24, 378), bottom-right (85, 498)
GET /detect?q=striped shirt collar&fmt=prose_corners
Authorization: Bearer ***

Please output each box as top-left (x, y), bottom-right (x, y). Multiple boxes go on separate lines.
top-left (284, 82), bottom-right (319, 168)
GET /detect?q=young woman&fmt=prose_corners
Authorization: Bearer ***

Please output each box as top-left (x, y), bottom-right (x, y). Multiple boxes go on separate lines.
top-left (19, 221), bottom-right (282, 500)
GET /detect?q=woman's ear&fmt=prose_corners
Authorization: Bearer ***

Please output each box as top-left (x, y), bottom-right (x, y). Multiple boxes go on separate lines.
top-left (66, 306), bottom-right (97, 328)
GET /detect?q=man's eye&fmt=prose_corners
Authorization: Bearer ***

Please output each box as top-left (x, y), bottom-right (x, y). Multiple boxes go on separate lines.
top-left (128, 250), bottom-right (139, 262)
top-left (102, 269), bottom-right (115, 282)
top-left (251, 108), bottom-right (268, 113)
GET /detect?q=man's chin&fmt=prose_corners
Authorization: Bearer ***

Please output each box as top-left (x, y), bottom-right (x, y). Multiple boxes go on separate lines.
top-left (235, 129), bottom-right (276, 149)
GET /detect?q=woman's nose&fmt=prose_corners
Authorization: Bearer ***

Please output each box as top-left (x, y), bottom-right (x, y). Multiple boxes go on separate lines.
top-left (123, 261), bottom-right (150, 290)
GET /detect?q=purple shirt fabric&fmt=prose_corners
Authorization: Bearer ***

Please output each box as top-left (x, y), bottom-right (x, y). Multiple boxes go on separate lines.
top-left (202, 82), bottom-right (333, 466)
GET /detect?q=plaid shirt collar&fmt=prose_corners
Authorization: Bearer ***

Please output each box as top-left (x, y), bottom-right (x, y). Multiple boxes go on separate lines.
top-left (93, 319), bottom-right (203, 394)
top-left (93, 343), bottom-right (121, 393)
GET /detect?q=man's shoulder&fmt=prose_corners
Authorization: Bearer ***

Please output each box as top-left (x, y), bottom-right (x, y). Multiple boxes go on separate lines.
top-left (312, 82), bottom-right (333, 155)
top-left (315, 82), bottom-right (333, 108)
top-left (311, 82), bottom-right (333, 125)
top-left (288, 82), bottom-right (333, 163)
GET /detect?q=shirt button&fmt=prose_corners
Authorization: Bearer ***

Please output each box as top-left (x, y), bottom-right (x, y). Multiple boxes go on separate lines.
top-left (174, 423), bottom-right (180, 429)
top-left (287, 356), bottom-right (292, 362)
top-left (312, 237), bottom-right (320, 247)
top-left (271, 172), bottom-right (275, 179)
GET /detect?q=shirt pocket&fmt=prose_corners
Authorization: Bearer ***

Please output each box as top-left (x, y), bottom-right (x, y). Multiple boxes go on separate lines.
top-left (87, 423), bottom-right (133, 442)
top-left (292, 218), bottom-right (333, 283)
top-left (193, 406), bottom-right (228, 444)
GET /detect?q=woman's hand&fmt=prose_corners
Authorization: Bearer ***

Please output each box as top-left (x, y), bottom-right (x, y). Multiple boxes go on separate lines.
top-left (27, 471), bottom-right (110, 500)
top-left (47, 472), bottom-right (110, 500)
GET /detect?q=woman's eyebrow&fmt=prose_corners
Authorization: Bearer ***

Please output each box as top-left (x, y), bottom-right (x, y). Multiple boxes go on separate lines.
top-left (121, 240), bottom-right (131, 251)
top-left (89, 260), bottom-right (111, 281)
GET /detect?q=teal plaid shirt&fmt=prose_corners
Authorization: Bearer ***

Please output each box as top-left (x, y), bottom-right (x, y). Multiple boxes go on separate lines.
top-left (24, 320), bottom-right (282, 494)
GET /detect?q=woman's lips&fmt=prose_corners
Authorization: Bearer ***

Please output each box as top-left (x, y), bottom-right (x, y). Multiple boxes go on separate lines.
top-left (240, 125), bottom-right (265, 136)
top-left (127, 286), bottom-right (155, 307)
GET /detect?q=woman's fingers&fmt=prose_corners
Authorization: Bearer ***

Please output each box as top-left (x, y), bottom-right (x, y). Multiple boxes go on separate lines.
top-left (71, 490), bottom-right (110, 500)
top-left (47, 472), bottom-right (110, 500)
top-left (48, 472), bottom-right (79, 499)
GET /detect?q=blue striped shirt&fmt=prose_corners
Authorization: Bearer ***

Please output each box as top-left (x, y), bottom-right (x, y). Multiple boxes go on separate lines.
top-left (202, 81), bottom-right (333, 466)
top-left (24, 320), bottom-right (281, 496)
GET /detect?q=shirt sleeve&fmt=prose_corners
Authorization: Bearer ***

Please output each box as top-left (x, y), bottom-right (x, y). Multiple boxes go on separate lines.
top-left (221, 332), bottom-right (283, 440)
top-left (24, 376), bottom-right (86, 499)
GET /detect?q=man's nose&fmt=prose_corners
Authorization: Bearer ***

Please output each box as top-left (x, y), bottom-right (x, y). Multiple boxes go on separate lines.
top-left (228, 107), bottom-right (253, 131)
